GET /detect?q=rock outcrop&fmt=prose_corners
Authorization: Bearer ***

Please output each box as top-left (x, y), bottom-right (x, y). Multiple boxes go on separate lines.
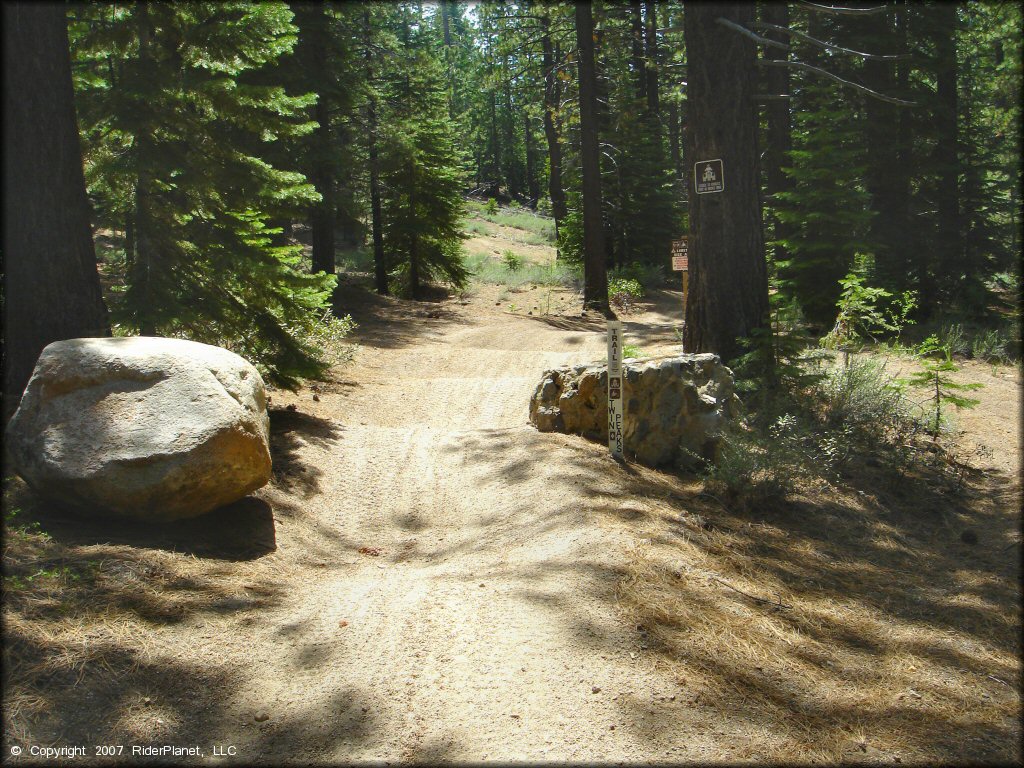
top-left (529, 354), bottom-right (740, 467)
top-left (7, 337), bottom-right (272, 521)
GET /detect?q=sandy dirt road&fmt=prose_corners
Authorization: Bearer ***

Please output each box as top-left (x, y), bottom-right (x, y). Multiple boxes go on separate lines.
top-left (9, 281), bottom-right (1017, 764)
top-left (159, 289), bottom-right (718, 764)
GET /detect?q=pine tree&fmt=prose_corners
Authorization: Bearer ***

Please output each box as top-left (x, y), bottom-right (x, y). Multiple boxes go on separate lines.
top-left (70, 1), bottom-right (337, 387)
top-left (378, 6), bottom-right (468, 299)
top-left (775, 80), bottom-right (875, 329)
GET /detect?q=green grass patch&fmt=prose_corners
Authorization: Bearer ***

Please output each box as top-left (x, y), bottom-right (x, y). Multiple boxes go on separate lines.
top-left (464, 200), bottom-right (556, 243)
top-left (463, 252), bottom-right (580, 290)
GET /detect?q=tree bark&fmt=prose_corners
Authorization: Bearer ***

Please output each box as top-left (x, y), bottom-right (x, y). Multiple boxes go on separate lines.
top-left (440, 0), bottom-right (452, 47)
top-left (761, 2), bottom-right (792, 266)
top-left (932, 1), bottom-right (960, 305)
top-left (541, 16), bottom-right (567, 246)
top-left (503, 80), bottom-right (520, 197)
top-left (2, 3), bottom-right (110, 418)
top-left (363, 7), bottom-right (388, 295)
top-left (132, 2), bottom-right (156, 336)
top-left (861, 1), bottom-right (904, 292)
top-left (683, 3), bottom-right (767, 363)
top-left (643, 0), bottom-right (660, 116)
top-left (631, 0), bottom-right (647, 101)
top-left (575, 2), bottom-right (611, 315)
top-left (525, 113), bottom-right (539, 208)
top-left (297, 2), bottom-right (335, 276)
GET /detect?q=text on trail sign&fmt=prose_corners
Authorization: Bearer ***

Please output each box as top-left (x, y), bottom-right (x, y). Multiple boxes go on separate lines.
top-left (606, 320), bottom-right (624, 460)
top-left (694, 159), bottom-right (724, 194)
top-left (671, 237), bottom-right (689, 271)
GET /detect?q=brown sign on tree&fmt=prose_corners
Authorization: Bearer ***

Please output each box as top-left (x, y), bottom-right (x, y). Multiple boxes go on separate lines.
top-left (671, 237), bottom-right (689, 271)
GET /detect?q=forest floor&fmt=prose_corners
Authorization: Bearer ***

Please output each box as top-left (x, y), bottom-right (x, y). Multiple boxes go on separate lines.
top-left (2, 207), bottom-right (1021, 765)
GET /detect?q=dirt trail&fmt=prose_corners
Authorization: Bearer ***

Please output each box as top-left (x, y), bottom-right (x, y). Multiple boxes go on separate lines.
top-left (8, 277), bottom-right (1017, 763)
top-left (180, 293), bottom-right (706, 763)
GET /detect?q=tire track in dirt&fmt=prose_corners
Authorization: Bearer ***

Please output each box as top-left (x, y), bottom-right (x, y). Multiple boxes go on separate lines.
top-left (213, 309), bottom-right (708, 763)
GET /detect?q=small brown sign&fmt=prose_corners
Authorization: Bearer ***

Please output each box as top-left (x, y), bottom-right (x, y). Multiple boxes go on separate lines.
top-left (671, 237), bottom-right (689, 271)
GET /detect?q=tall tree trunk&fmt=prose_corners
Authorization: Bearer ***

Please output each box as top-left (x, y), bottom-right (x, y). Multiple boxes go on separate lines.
top-left (643, 0), bottom-right (660, 116)
top-left (2, 3), bottom-right (110, 418)
top-left (761, 2), bottom-right (792, 267)
top-left (932, 1), bottom-right (960, 305)
top-left (861, 1), bottom-right (904, 293)
top-left (488, 90), bottom-right (501, 194)
top-left (503, 80), bottom-right (520, 197)
top-left (630, 0), bottom-right (647, 101)
top-left (363, 8), bottom-right (388, 295)
top-left (298, 2), bottom-right (335, 276)
top-left (409, 172), bottom-right (421, 299)
top-left (668, 99), bottom-right (682, 182)
top-left (133, 2), bottom-right (156, 336)
top-left (683, 3), bottom-right (767, 362)
top-left (541, 17), bottom-right (567, 248)
top-left (524, 113), bottom-right (539, 208)
top-left (593, 16), bottom-right (615, 271)
top-left (894, 0), bottom-right (913, 290)
top-left (575, 2), bottom-right (611, 315)
top-left (440, 1), bottom-right (452, 46)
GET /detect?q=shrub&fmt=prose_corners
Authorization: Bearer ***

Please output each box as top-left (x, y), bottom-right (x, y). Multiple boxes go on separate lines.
top-left (608, 277), bottom-right (644, 311)
top-left (704, 415), bottom-right (813, 512)
top-left (939, 322), bottom-right (970, 358)
top-left (485, 198), bottom-right (499, 215)
top-left (610, 262), bottom-right (665, 291)
top-left (971, 329), bottom-right (1010, 364)
top-left (502, 249), bottom-right (523, 271)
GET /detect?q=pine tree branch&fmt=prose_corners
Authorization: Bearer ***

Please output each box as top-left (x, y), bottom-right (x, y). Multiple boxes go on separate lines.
top-left (799, 2), bottom-right (889, 15)
top-left (715, 17), bottom-right (790, 52)
top-left (756, 59), bottom-right (917, 106)
top-left (749, 20), bottom-right (911, 60)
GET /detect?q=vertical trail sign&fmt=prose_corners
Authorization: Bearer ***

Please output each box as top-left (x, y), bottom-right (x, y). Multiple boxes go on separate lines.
top-left (671, 238), bottom-right (689, 352)
top-left (607, 320), bottom-right (624, 460)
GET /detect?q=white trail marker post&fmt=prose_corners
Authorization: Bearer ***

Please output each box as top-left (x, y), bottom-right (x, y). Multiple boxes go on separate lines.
top-left (607, 320), bottom-right (624, 460)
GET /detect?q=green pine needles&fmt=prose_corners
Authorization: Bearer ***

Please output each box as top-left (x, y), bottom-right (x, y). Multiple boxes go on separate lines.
top-left (774, 82), bottom-right (875, 327)
top-left (379, 8), bottom-right (469, 298)
top-left (902, 335), bottom-right (983, 438)
top-left (71, 2), bottom-right (340, 388)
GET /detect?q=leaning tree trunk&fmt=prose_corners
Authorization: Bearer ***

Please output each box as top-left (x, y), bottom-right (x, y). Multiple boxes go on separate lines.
top-left (683, 3), bottom-right (768, 363)
top-left (2, 3), bottom-right (110, 421)
top-left (575, 1), bottom-right (611, 315)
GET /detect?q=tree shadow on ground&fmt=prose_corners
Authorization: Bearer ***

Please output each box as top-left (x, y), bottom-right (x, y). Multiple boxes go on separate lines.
top-left (6, 485), bottom-right (276, 563)
top-left (331, 278), bottom-right (472, 351)
top-left (268, 405), bottom-right (343, 501)
top-left (447, 425), bottom-right (1021, 763)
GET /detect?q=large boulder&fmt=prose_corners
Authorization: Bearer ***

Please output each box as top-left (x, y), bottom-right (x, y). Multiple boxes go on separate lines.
top-left (7, 337), bottom-right (272, 521)
top-left (529, 354), bottom-right (741, 467)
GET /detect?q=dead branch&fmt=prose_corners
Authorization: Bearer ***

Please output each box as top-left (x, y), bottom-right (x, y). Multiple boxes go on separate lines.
top-left (749, 20), bottom-right (910, 61)
top-left (756, 58), bottom-right (917, 106)
top-left (715, 17), bottom-right (790, 52)
top-left (709, 576), bottom-right (794, 610)
top-left (800, 2), bottom-right (888, 15)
